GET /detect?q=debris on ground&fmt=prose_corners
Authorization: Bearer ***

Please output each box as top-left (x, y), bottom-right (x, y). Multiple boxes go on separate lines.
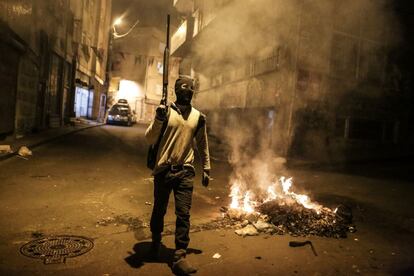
top-left (257, 200), bottom-right (354, 238)
top-left (0, 145), bottom-right (12, 153)
top-left (235, 224), bottom-right (258, 236)
top-left (253, 220), bottom-right (273, 231)
top-left (145, 201), bottom-right (152, 205)
top-left (143, 177), bottom-right (154, 183)
top-left (192, 200), bottom-right (355, 238)
top-left (18, 146), bottom-right (32, 157)
top-left (96, 214), bottom-right (147, 231)
top-left (220, 206), bottom-right (228, 213)
top-left (212, 253), bottom-right (221, 259)
top-left (289, 240), bottom-right (318, 256)
top-left (31, 231), bottom-right (45, 238)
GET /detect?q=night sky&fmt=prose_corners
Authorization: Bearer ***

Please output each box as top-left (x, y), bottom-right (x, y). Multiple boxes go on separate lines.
top-left (111, 0), bottom-right (176, 31)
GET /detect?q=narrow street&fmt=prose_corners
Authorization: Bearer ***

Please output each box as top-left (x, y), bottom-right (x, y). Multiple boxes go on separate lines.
top-left (0, 125), bottom-right (413, 275)
top-left (1, 0), bottom-right (414, 275)
top-left (0, 124), bottom-right (227, 274)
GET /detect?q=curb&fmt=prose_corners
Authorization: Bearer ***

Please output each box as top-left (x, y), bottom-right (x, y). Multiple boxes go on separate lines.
top-left (0, 123), bottom-right (104, 162)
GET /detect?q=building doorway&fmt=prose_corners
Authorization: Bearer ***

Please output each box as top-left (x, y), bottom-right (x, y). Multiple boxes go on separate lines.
top-left (74, 86), bottom-right (89, 117)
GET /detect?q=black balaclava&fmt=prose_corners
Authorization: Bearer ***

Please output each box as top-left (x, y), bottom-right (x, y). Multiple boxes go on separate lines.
top-left (174, 75), bottom-right (194, 106)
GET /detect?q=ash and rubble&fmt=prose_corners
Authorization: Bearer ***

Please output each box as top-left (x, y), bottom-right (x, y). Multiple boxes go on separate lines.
top-left (198, 202), bottom-right (356, 239)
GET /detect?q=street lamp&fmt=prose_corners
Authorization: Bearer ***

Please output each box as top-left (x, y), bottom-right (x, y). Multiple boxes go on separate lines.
top-left (112, 17), bottom-right (140, 39)
top-left (105, 16), bottom-right (140, 114)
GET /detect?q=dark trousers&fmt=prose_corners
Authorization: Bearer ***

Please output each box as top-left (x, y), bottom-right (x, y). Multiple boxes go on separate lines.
top-left (150, 167), bottom-right (195, 250)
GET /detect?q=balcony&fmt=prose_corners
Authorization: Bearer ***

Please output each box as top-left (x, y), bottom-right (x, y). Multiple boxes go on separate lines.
top-left (173, 0), bottom-right (194, 14)
top-left (171, 18), bottom-right (195, 56)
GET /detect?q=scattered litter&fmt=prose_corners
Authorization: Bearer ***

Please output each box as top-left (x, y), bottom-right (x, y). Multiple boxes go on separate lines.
top-left (349, 226), bottom-right (356, 233)
top-left (354, 238), bottom-right (359, 241)
top-left (246, 213), bottom-right (259, 224)
top-left (255, 256), bottom-right (262, 260)
top-left (96, 214), bottom-right (147, 231)
top-left (253, 220), bottom-right (273, 231)
top-left (258, 200), bottom-right (354, 238)
top-left (16, 155), bottom-right (29, 160)
top-left (215, 196), bottom-right (220, 199)
top-left (18, 146), bottom-right (32, 157)
top-left (212, 253), bottom-right (221, 259)
top-left (31, 231), bottom-right (44, 238)
top-left (235, 224), bottom-right (258, 237)
top-left (145, 201), bottom-right (152, 205)
top-left (289, 240), bottom-right (318, 256)
top-left (143, 178), bottom-right (154, 183)
top-left (0, 145), bottom-right (12, 153)
top-left (220, 206), bottom-right (228, 213)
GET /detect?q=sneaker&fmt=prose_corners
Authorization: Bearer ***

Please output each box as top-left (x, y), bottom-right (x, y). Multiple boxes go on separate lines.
top-left (173, 248), bottom-right (187, 262)
top-left (172, 258), bottom-right (197, 275)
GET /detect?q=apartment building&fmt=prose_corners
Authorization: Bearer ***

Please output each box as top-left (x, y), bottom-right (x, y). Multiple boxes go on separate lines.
top-left (171, 0), bottom-right (410, 163)
top-left (110, 26), bottom-right (180, 122)
top-left (0, 0), bottom-right (112, 138)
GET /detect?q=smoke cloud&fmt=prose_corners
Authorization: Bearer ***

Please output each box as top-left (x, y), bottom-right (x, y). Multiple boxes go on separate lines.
top-left (196, 0), bottom-right (401, 193)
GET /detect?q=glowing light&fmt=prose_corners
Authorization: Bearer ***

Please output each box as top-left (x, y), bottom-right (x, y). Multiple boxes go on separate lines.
top-left (243, 191), bottom-right (254, 213)
top-left (229, 183), bottom-right (241, 209)
top-left (280, 177), bottom-right (292, 194)
top-left (264, 185), bottom-right (277, 202)
top-left (114, 17), bottom-right (122, 26)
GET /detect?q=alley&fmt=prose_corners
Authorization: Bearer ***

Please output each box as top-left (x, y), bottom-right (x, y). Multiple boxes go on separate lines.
top-left (1, 0), bottom-right (414, 275)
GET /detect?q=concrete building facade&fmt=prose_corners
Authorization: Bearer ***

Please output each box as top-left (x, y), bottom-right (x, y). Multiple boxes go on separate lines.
top-left (171, 0), bottom-right (411, 164)
top-left (110, 26), bottom-right (180, 123)
top-left (0, 0), bottom-right (112, 139)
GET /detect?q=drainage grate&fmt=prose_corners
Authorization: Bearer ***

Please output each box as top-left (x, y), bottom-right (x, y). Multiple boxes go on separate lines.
top-left (20, 235), bottom-right (94, 264)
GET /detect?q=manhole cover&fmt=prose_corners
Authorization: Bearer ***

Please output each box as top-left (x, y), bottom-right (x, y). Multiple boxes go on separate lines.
top-left (20, 235), bottom-right (94, 264)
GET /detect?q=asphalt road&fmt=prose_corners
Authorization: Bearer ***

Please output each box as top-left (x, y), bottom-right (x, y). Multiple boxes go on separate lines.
top-left (1, 124), bottom-right (414, 275)
top-left (0, 124), bottom-right (228, 273)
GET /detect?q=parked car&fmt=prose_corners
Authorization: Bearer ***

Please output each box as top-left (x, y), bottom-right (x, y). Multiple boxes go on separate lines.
top-left (117, 99), bottom-right (128, 104)
top-left (107, 104), bottom-right (134, 126)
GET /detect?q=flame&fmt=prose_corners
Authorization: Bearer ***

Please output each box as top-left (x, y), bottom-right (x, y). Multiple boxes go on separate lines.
top-left (228, 176), bottom-right (327, 215)
top-left (243, 191), bottom-right (255, 213)
top-left (229, 183), bottom-right (241, 209)
top-left (280, 176), bottom-right (292, 193)
top-left (264, 185), bottom-right (277, 202)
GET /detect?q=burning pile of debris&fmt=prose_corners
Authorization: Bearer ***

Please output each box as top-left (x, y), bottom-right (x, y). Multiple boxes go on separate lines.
top-left (221, 176), bottom-right (355, 238)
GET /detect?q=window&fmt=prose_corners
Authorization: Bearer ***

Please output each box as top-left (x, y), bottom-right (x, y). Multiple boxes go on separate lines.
top-left (157, 62), bottom-right (163, 75)
top-left (296, 69), bottom-right (322, 99)
top-left (359, 42), bottom-right (384, 82)
top-left (253, 47), bottom-right (279, 76)
top-left (330, 34), bottom-right (358, 79)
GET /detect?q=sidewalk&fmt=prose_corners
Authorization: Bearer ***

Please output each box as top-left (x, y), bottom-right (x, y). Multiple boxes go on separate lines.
top-left (0, 119), bottom-right (104, 161)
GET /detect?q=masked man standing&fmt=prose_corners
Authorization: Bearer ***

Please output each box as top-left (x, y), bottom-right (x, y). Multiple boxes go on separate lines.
top-left (145, 75), bottom-right (210, 274)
